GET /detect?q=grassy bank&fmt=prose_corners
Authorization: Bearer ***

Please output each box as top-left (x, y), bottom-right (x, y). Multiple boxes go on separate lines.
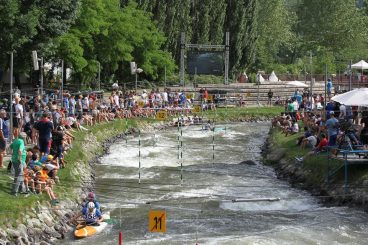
top-left (198, 106), bottom-right (284, 121)
top-left (268, 128), bottom-right (368, 189)
top-left (0, 118), bottom-right (139, 226)
top-left (0, 106), bottom-right (283, 225)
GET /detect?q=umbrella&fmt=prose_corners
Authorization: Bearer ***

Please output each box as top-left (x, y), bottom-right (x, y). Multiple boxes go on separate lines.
top-left (286, 81), bottom-right (309, 88)
top-left (331, 88), bottom-right (368, 106)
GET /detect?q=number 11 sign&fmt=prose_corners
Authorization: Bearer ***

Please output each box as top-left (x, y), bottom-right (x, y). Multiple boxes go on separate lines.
top-left (149, 210), bottom-right (166, 233)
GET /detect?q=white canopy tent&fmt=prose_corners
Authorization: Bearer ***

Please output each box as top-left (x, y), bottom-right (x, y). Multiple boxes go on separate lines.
top-left (351, 60), bottom-right (368, 70)
top-left (286, 81), bottom-right (309, 88)
top-left (269, 71), bottom-right (279, 82)
top-left (257, 73), bottom-right (265, 83)
top-left (331, 88), bottom-right (368, 106)
top-left (351, 60), bottom-right (368, 81)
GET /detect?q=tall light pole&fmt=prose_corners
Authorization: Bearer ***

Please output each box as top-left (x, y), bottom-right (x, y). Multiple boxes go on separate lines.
top-left (324, 64), bottom-right (328, 107)
top-left (40, 57), bottom-right (44, 95)
top-left (98, 61), bottom-right (101, 91)
top-left (10, 52), bottom-right (14, 141)
top-left (349, 59), bottom-right (352, 91)
top-left (194, 66), bottom-right (197, 88)
top-left (134, 65), bottom-right (143, 91)
top-left (309, 51), bottom-right (313, 97)
top-left (60, 60), bottom-right (64, 108)
top-left (164, 66), bottom-right (167, 88)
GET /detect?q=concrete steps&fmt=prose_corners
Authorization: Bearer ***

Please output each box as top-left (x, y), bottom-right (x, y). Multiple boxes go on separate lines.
top-left (194, 82), bottom-right (327, 105)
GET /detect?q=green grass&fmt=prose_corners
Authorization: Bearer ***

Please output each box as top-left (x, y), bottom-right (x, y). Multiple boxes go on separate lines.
top-left (0, 107), bottom-right (283, 225)
top-left (202, 106), bottom-right (284, 121)
top-left (269, 128), bottom-right (346, 186)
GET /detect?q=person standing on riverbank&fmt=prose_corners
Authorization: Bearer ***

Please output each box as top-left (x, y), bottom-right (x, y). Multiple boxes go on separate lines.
top-left (0, 110), bottom-right (6, 168)
top-left (33, 113), bottom-right (54, 155)
top-left (10, 132), bottom-right (27, 196)
top-left (326, 111), bottom-right (339, 147)
top-left (267, 89), bottom-right (273, 106)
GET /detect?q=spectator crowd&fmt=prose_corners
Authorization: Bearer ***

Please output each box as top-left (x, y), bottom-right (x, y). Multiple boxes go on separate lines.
top-left (272, 88), bottom-right (368, 162)
top-left (0, 87), bottom-right (217, 203)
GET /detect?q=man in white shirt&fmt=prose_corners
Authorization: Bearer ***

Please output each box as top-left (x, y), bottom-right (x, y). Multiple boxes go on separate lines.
top-left (293, 99), bottom-right (299, 112)
top-left (113, 93), bottom-right (120, 108)
top-left (82, 97), bottom-right (89, 112)
top-left (14, 97), bottom-right (23, 136)
top-left (162, 90), bottom-right (168, 107)
top-left (301, 135), bottom-right (317, 149)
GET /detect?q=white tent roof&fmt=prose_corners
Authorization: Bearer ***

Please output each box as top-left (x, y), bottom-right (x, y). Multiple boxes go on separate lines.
top-left (351, 60), bottom-right (368, 70)
top-left (257, 74), bottom-right (265, 82)
top-left (331, 88), bottom-right (368, 106)
top-left (286, 81), bottom-right (308, 88)
top-left (269, 71), bottom-right (279, 82)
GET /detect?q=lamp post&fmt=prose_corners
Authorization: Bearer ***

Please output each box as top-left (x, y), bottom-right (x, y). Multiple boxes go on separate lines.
top-left (9, 52), bottom-right (14, 141)
top-left (309, 51), bottom-right (313, 97)
top-left (98, 61), bottom-right (101, 91)
top-left (40, 57), bottom-right (44, 95)
top-left (134, 66), bottom-right (143, 91)
top-left (349, 59), bottom-right (352, 91)
top-left (59, 60), bottom-right (64, 108)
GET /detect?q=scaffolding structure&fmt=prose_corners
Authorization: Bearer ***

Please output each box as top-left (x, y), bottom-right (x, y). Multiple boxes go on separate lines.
top-left (179, 32), bottom-right (230, 86)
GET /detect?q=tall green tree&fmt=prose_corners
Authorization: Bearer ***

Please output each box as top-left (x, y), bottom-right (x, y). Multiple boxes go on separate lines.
top-left (0, 0), bottom-right (81, 74)
top-left (254, 0), bottom-right (294, 72)
top-left (225, 0), bottom-right (258, 74)
top-left (297, 0), bottom-right (368, 61)
top-left (56, 0), bottom-right (176, 87)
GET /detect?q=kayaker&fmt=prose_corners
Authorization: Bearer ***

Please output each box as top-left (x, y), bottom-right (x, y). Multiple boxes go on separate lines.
top-left (82, 192), bottom-right (101, 212)
top-left (82, 202), bottom-right (103, 225)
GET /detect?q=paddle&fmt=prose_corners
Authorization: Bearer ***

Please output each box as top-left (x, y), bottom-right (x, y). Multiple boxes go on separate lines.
top-left (104, 218), bottom-right (116, 225)
top-left (75, 220), bottom-right (100, 230)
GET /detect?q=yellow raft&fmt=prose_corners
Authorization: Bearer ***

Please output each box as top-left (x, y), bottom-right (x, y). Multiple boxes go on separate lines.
top-left (74, 212), bottom-right (110, 239)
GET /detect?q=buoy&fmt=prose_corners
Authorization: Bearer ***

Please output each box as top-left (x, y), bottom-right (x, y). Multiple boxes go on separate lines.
top-left (119, 230), bottom-right (123, 245)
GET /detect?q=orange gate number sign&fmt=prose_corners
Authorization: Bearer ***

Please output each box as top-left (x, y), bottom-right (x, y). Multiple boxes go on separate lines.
top-left (149, 210), bottom-right (166, 233)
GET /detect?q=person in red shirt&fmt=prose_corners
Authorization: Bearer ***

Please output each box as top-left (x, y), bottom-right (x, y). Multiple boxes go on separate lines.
top-left (204, 88), bottom-right (209, 102)
top-left (316, 134), bottom-right (328, 151)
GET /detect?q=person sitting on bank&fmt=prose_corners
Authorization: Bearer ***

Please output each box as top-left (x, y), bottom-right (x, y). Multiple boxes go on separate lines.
top-left (295, 133), bottom-right (328, 162)
top-left (285, 120), bottom-right (299, 136)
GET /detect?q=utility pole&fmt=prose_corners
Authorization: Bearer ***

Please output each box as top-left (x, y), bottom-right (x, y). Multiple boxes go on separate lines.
top-left (164, 66), bottom-right (167, 88)
top-left (10, 52), bottom-right (13, 141)
top-left (61, 60), bottom-right (64, 108)
top-left (349, 60), bottom-right (352, 91)
top-left (40, 57), bottom-right (44, 95)
top-left (135, 68), bottom-right (138, 91)
top-left (324, 64), bottom-right (327, 107)
top-left (98, 61), bottom-right (101, 91)
top-left (309, 51), bottom-right (313, 97)
top-left (194, 67), bottom-right (197, 89)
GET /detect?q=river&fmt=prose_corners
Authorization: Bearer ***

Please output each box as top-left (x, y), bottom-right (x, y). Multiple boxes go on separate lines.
top-left (66, 122), bottom-right (368, 244)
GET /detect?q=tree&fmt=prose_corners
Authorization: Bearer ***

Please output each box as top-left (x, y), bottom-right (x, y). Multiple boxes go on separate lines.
top-left (225, 0), bottom-right (258, 74)
top-left (0, 0), bottom-right (40, 69)
top-left (254, 0), bottom-right (295, 72)
top-left (55, 0), bottom-right (176, 88)
top-left (0, 0), bottom-right (81, 81)
top-left (297, 0), bottom-right (368, 59)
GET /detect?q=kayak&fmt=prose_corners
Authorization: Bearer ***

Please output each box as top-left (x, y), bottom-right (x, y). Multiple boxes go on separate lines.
top-left (74, 212), bottom-right (111, 239)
